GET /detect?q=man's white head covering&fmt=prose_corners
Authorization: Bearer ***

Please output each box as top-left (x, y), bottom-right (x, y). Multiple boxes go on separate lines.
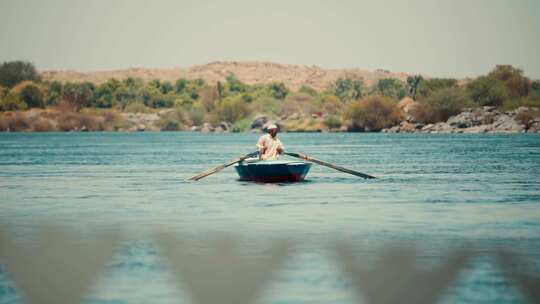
top-left (267, 124), bottom-right (278, 130)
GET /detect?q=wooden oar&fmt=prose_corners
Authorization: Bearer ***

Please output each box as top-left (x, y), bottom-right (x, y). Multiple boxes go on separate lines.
top-left (188, 151), bottom-right (259, 181)
top-left (285, 152), bottom-right (376, 179)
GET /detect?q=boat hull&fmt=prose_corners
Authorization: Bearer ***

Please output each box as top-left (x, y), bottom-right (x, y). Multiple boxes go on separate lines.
top-left (234, 160), bottom-right (311, 182)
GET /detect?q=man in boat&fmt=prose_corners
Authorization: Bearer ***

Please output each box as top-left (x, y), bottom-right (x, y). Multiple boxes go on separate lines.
top-left (256, 124), bottom-right (284, 160)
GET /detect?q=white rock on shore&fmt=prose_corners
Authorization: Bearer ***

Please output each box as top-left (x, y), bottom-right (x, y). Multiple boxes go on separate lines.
top-left (382, 106), bottom-right (538, 134)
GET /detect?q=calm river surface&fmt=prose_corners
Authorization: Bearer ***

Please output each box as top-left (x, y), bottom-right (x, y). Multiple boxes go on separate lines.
top-left (1, 132), bottom-right (540, 303)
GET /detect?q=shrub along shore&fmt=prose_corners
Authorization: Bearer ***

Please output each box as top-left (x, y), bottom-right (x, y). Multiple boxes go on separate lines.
top-left (0, 61), bottom-right (539, 133)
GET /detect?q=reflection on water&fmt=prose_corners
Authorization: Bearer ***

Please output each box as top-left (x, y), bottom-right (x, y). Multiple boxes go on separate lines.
top-left (0, 132), bottom-right (539, 303)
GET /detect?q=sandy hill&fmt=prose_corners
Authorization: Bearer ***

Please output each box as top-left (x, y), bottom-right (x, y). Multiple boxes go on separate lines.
top-left (41, 61), bottom-right (412, 91)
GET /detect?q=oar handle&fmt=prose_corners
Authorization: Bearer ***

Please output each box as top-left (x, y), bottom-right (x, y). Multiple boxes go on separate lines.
top-left (285, 152), bottom-right (376, 179)
top-left (187, 151), bottom-right (258, 181)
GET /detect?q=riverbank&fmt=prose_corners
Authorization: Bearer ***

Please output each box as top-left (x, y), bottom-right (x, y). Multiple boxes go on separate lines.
top-left (382, 106), bottom-right (540, 133)
top-left (1, 106), bottom-right (539, 133)
top-left (2, 62), bottom-right (540, 134)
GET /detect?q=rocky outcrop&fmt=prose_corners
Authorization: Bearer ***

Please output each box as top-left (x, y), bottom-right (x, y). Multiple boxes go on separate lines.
top-left (250, 115), bottom-right (268, 131)
top-left (214, 121), bottom-right (232, 133)
top-left (3, 106), bottom-right (538, 134)
top-left (382, 121), bottom-right (420, 133)
top-left (382, 106), bottom-right (538, 133)
top-left (246, 115), bottom-right (286, 132)
top-left (187, 106), bottom-right (539, 134)
top-left (262, 121), bottom-right (285, 132)
top-left (200, 122), bottom-right (214, 133)
top-left (445, 107), bottom-right (497, 128)
top-left (527, 120), bottom-right (540, 133)
top-left (190, 122), bottom-right (232, 133)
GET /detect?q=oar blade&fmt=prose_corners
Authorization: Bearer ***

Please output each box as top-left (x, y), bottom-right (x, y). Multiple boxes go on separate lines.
top-left (285, 152), bottom-right (376, 179)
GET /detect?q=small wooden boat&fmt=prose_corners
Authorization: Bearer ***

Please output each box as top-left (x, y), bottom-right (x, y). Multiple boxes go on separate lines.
top-left (234, 159), bottom-right (312, 182)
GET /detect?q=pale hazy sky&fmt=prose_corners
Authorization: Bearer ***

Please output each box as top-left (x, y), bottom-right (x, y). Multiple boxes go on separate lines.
top-left (1, 0), bottom-right (539, 78)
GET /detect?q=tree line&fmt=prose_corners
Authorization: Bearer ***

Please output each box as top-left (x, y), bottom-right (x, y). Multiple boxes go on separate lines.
top-left (0, 60), bottom-right (539, 131)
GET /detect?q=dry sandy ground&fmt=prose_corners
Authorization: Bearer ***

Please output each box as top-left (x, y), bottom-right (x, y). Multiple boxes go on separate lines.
top-left (41, 61), bottom-right (412, 90)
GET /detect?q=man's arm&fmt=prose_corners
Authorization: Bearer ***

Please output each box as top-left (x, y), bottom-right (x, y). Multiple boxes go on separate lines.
top-left (276, 139), bottom-right (284, 154)
top-left (256, 135), bottom-right (267, 159)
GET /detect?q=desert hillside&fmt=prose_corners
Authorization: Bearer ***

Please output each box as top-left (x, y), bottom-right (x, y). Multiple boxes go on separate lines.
top-left (41, 61), bottom-right (411, 90)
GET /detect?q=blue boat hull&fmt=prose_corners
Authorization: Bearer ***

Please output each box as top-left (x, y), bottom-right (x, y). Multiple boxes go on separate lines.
top-left (234, 160), bottom-right (312, 182)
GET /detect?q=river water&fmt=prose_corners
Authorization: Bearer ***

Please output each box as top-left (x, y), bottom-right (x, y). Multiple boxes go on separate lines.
top-left (1, 132), bottom-right (539, 303)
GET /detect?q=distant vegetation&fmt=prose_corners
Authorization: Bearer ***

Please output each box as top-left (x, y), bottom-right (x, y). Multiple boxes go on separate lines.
top-left (345, 96), bottom-right (402, 131)
top-left (0, 60), bottom-right (539, 132)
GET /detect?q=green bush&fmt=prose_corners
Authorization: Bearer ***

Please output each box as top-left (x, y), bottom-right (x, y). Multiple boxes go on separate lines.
top-left (406, 75), bottom-right (423, 100)
top-left (0, 61), bottom-right (40, 88)
top-left (160, 81), bottom-right (174, 94)
top-left (466, 76), bottom-right (508, 107)
top-left (177, 78), bottom-right (205, 100)
top-left (124, 102), bottom-right (153, 113)
top-left (250, 96), bottom-right (280, 115)
top-left (499, 97), bottom-right (540, 111)
top-left (269, 82), bottom-right (289, 100)
top-left (173, 93), bottom-right (196, 109)
top-left (175, 78), bottom-right (188, 93)
top-left (0, 86), bottom-right (8, 99)
top-left (62, 82), bottom-right (96, 111)
top-left (193, 78), bottom-right (205, 87)
top-left (186, 86), bottom-right (200, 100)
top-left (280, 93), bottom-right (316, 117)
top-left (94, 79), bottom-right (121, 108)
top-left (123, 77), bottom-right (144, 88)
top-left (46, 81), bottom-right (63, 106)
top-left (157, 109), bottom-right (184, 131)
top-left (244, 84), bottom-right (271, 101)
top-left (298, 85), bottom-right (318, 97)
top-left (232, 118), bottom-right (251, 132)
top-left (216, 96), bottom-right (250, 122)
top-left (225, 74), bottom-right (248, 94)
top-left (188, 106), bottom-right (205, 125)
top-left (149, 93), bottom-right (175, 108)
top-left (148, 79), bottom-right (174, 94)
top-left (528, 81), bottom-right (540, 103)
top-left (18, 82), bottom-right (45, 108)
top-left (0, 92), bottom-right (28, 111)
top-left (374, 78), bottom-right (407, 99)
top-left (413, 87), bottom-right (471, 123)
top-left (416, 78), bottom-right (458, 98)
top-left (333, 76), bottom-right (364, 101)
top-left (324, 115), bottom-right (342, 129)
top-left (241, 93), bottom-right (253, 103)
top-left (531, 80), bottom-right (540, 93)
top-left (344, 95), bottom-right (402, 131)
top-left (318, 94), bottom-right (343, 115)
top-left (488, 65), bottom-right (530, 98)
top-left (95, 94), bottom-right (114, 108)
top-left (113, 84), bottom-right (140, 107)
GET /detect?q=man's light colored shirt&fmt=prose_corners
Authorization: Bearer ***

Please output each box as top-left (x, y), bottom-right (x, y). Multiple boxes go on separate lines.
top-left (256, 134), bottom-right (284, 160)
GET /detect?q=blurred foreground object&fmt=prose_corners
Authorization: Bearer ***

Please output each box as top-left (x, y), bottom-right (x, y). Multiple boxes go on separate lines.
top-left (157, 235), bottom-right (291, 304)
top-left (336, 244), bottom-right (470, 304)
top-left (0, 227), bottom-right (120, 304)
top-left (497, 250), bottom-right (540, 304)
